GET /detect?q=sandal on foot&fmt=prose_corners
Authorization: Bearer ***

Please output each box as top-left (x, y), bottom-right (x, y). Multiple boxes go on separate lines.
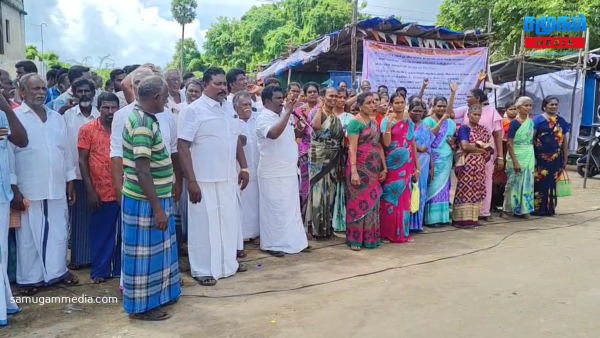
top-left (266, 250), bottom-right (285, 257)
top-left (237, 250), bottom-right (247, 258)
top-left (350, 246), bottom-right (361, 251)
top-left (19, 287), bottom-right (38, 296)
top-left (67, 263), bottom-right (82, 270)
top-left (92, 277), bottom-right (105, 284)
top-left (130, 309), bottom-right (171, 321)
top-left (62, 272), bottom-right (79, 286)
top-left (237, 264), bottom-right (248, 273)
top-left (194, 276), bottom-right (217, 286)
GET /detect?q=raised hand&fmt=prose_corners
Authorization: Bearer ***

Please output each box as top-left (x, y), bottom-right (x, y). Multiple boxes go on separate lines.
top-left (449, 82), bottom-right (458, 93)
top-left (423, 78), bottom-right (429, 86)
top-left (478, 70), bottom-right (486, 81)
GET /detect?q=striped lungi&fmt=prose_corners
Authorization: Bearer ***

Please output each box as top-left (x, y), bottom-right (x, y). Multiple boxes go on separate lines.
top-left (69, 180), bottom-right (92, 266)
top-left (121, 195), bottom-right (181, 315)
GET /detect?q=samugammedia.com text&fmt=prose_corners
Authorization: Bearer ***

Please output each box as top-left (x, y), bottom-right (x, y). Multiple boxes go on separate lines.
top-left (10, 295), bottom-right (118, 306)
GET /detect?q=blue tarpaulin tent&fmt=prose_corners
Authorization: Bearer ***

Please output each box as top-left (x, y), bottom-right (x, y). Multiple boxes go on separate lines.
top-left (257, 16), bottom-right (491, 80)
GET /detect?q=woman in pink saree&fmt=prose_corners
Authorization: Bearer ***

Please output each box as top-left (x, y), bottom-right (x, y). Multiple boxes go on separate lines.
top-left (380, 94), bottom-right (419, 243)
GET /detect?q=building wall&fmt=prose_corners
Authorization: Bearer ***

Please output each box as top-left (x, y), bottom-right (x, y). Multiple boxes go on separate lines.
top-left (0, 0), bottom-right (26, 78)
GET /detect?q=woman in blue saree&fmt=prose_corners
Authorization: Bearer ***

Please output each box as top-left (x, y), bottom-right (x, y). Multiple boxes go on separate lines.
top-left (423, 87), bottom-right (457, 227)
top-left (409, 98), bottom-right (434, 232)
top-left (533, 96), bottom-right (570, 216)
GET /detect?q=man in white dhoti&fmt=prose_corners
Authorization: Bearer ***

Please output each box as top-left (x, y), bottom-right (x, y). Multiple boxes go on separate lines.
top-left (10, 74), bottom-right (79, 295)
top-left (255, 86), bottom-right (309, 257)
top-left (232, 91), bottom-right (260, 242)
top-left (178, 67), bottom-right (250, 286)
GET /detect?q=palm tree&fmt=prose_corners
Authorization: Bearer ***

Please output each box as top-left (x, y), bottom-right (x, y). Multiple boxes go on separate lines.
top-left (171, 0), bottom-right (198, 73)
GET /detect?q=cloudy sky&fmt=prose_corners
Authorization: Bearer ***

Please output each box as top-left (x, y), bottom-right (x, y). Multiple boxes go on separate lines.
top-left (23, 0), bottom-right (442, 69)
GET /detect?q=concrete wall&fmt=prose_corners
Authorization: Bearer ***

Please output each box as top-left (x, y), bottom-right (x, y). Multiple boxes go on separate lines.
top-left (0, 0), bottom-right (26, 78)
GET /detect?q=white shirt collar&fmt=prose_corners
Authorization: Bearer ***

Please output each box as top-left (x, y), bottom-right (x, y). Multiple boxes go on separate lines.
top-left (19, 102), bottom-right (51, 114)
top-left (75, 105), bottom-right (100, 119)
top-left (200, 94), bottom-right (223, 108)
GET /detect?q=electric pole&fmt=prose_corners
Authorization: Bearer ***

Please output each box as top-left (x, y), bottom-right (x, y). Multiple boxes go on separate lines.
top-left (350, 0), bottom-right (358, 91)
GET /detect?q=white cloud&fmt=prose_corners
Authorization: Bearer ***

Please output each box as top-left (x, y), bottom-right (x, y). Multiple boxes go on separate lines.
top-left (37, 0), bottom-right (205, 68)
top-left (24, 0), bottom-right (442, 69)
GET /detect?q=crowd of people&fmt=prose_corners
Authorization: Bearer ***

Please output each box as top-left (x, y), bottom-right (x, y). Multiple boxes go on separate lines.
top-left (0, 61), bottom-right (571, 323)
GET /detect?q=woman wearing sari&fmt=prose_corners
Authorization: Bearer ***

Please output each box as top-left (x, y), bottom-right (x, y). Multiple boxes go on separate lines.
top-left (332, 88), bottom-right (353, 232)
top-left (423, 83), bottom-right (458, 227)
top-left (346, 92), bottom-right (387, 251)
top-left (533, 96), bottom-right (571, 216)
top-left (491, 100), bottom-right (517, 211)
top-left (503, 96), bottom-right (535, 219)
top-left (306, 87), bottom-right (344, 239)
top-left (408, 98), bottom-right (434, 232)
top-left (297, 82), bottom-right (320, 223)
top-left (380, 94), bottom-right (418, 243)
top-left (453, 105), bottom-right (493, 228)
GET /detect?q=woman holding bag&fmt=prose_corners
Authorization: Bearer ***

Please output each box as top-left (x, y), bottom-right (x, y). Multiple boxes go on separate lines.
top-left (503, 96), bottom-right (535, 219)
top-left (533, 96), bottom-right (571, 216)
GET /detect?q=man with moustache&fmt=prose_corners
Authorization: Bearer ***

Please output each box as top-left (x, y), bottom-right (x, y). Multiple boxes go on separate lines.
top-left (54, 66), bottom-right (93, 114)
top-left (63, 77), bottom-right (100, 270)
top-left (255, 86), bottom-right (309, 257)
top-left (110, 69), bottom-right (127, 108)
top-left (177, 67), bottom-right (249, 286)
top-left (10, 74), bottom-right (79, 295)
top-left (0, 70), bottom-right (19, 109)
top-left (232, 91), bottom-right (260, 243)
top-left (78, 92), bottom-right (121, 284)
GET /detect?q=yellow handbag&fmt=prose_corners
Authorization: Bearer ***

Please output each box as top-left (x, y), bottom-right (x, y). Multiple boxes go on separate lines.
top-left (410, 182), bottom-right (420, 214)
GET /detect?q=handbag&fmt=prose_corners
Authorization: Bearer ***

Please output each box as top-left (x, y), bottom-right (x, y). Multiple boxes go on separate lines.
top-left (410, 182), bottom-right (420, 214)
top-left (557, 170), bottom-right (572, 197)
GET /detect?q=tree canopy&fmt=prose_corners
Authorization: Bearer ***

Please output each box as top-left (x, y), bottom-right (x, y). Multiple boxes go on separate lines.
top-left (202, 0), bottom-right (363, 71)
top-left (167, 38), bottom-right (205, 72)
top-left (437, 0), bottom-right (600, 62)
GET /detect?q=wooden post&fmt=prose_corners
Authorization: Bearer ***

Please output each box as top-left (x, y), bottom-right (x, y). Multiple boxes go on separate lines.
top-left (513, 30), bottom-right (525, 99)
top-left (350, 0), bottom-right (358, 91)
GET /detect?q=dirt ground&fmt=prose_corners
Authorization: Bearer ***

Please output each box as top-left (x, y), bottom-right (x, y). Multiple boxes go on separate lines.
top-left (3, 169), bottom-right (600, 338)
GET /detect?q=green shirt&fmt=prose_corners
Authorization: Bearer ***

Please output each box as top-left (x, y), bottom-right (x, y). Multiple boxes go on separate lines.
top-left (122, 107), bottom-right (173, 200)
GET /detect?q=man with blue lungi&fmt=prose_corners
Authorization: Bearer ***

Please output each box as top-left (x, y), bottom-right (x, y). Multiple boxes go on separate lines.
top-left (121, 75), bottom-right (180, 321)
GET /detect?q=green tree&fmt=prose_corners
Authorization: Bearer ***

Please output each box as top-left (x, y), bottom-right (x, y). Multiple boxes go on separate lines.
top-left (203, 0), bottom-right (361, 71)
top-left (171, 0), bottom-right (198, 73)
top-left (437, 0), bottom-right (600, 61)
top-left (168, 38), bottom-right (205, 72)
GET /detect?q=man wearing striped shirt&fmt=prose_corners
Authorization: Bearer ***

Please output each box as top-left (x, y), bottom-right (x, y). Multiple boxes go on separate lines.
top-left (120, 76), bottom-right (180, 321)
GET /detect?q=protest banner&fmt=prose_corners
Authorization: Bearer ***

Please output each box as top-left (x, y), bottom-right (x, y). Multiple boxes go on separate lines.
top-left (362, 40), bottom-right (489, 106)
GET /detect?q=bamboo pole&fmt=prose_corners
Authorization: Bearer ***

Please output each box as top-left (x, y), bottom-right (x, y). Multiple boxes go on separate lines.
top-left (513, 30), bottom-right (525, 99)
top-left (350, 0), bottom-right (358, 91)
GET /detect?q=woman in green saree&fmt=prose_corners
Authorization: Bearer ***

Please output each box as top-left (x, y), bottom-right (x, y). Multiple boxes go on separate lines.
top-left (503, 96), bottom-right (535, 219)
top-left (306, 87), bottom-right (345, 239)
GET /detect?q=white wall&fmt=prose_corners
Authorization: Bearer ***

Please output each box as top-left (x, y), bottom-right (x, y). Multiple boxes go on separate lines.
top-left (0, 0), bottom-right (26, 77)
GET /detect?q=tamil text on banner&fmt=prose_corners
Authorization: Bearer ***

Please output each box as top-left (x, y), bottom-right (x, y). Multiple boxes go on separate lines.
top-left (362, 40), bottom-right (489, 106)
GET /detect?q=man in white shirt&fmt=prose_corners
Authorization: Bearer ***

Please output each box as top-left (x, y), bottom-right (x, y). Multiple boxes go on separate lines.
top-left (10, 73), bottom-right (79, 293)
top-left (232, 91), bottom-right (260, 242)
top-left (110, 68), bottom-right (128, 109)
top-left (226, 69), bottom-right (248, 103)
top-left (63, 77), bottom-right (100, 270)
top-left (177, 67), bottom-right (250, 286)
top-left (165, 70), bottom-right (187, 116)
top-left (255, 86), bottom-right (309, 257)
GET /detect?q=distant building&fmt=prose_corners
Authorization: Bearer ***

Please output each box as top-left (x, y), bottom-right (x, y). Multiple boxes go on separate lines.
top-left (0, 0), bottom-right (26, 78)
